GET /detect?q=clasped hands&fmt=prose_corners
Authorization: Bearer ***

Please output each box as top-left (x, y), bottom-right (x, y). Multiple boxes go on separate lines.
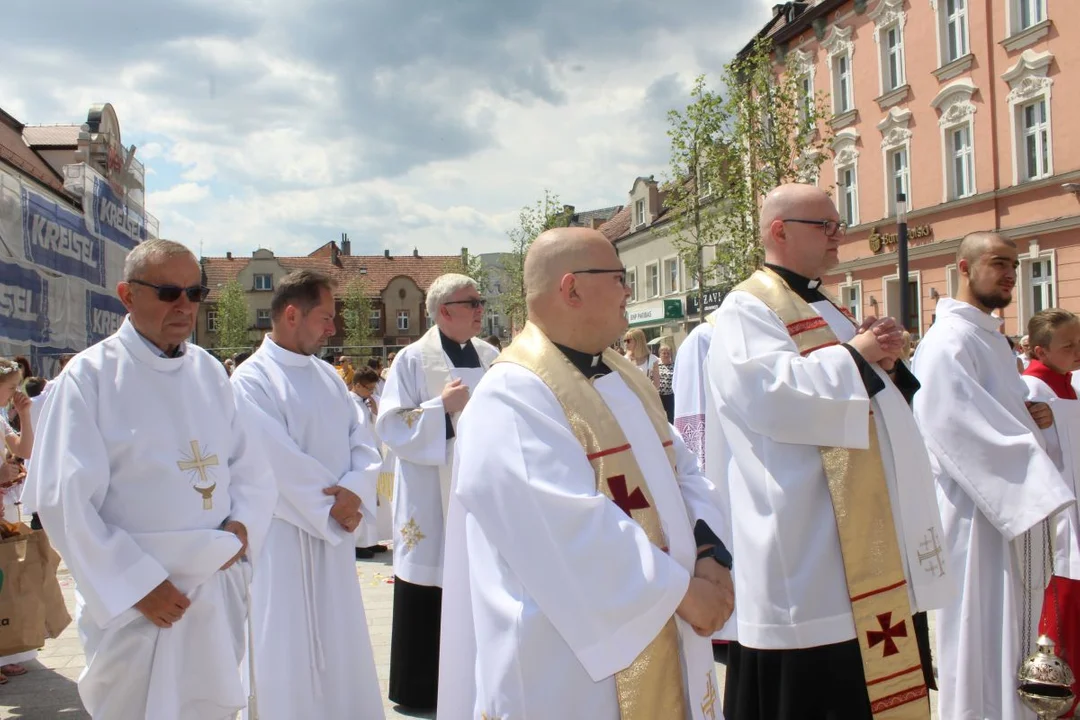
top-left (849, 315), bottom-right (906, 371)
top-left (676, 549), bottom-right (735, 637)
top-left (134, 520), bottom-right (248, 629)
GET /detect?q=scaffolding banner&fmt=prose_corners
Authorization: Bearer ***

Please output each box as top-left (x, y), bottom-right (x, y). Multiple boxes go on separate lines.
top-left (0, 257), bottom-right (50, 344)
top-left (21, 186), bottom-right (104, 287)
top-left (86, 288), bottom-right (126, 346)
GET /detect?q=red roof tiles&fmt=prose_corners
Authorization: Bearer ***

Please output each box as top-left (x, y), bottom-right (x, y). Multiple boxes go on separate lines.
top-left (0, 110), bottom-right (69, 196)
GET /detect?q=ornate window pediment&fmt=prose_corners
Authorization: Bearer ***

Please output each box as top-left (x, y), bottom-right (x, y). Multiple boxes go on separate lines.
top-left (877, 107), bottom-right (913, 150)
top-left (1002, 49), bottom-right (1054, 104)
top-left (822, 24), bottom-right (855, 67)
top-left (931, 78), bottom-right (977, 128)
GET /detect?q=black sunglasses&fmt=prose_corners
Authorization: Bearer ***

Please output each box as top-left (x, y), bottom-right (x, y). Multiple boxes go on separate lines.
top-left (129, 279), bottom-right (210, 303)
top-left (444, 298), bottom-right (487, 309)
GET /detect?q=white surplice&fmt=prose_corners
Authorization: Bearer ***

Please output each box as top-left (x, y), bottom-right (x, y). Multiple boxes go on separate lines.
top-left (230, 335), bottom-right (384, 720)
top-left (29, 318), bottom-right (277, 720)
top-left (439, 363), bottom-right (724, 719)
top-left (912, 297), bottom-right (1075, 720)
top-left (1022, 376), bottom-right (1080, 583)
top-left (707, 292), bottom-right (952, 651)
top-left (375, 326), bottom-right (499, 587)
top-left (351, 393), bottom-right (393, 546)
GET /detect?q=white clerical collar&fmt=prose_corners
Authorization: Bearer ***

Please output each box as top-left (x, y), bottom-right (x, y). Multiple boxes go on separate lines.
top-left (260, 334), bottom-right (314, 367)
top-left (935, 297), bottom-right (1003, 334)
top-left (116, 318), bottom-right (189, 373)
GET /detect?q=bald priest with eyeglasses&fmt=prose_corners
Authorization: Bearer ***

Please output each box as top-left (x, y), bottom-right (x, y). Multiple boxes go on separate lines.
top-left (30, 239), bottom-right (277, 720)
top-left (704, 184), bottom-right (952, 719)
top-left (374, 272), bottom-right (500, 711)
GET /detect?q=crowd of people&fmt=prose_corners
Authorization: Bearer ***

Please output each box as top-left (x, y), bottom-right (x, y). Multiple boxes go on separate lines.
top-left (6, 181), bottom-right (1080, 719)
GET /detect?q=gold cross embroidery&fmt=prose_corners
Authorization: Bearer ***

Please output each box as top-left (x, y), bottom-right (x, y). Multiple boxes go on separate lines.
top-left (400, 518), bottom-right (426, 551)
top-left (177, 440), bottom-right (219, 510)
top-left (701, 671), bottom-right (718, 720)
top-left (400, 408), bottom-right (423, 429)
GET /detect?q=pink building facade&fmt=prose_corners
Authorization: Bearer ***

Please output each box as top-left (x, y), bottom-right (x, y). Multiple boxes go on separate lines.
top-left (767, 0), bottom-right (1077, 337)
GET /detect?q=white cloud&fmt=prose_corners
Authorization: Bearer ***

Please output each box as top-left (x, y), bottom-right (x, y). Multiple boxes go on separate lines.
top-left (149, 182), bottom-right (211, 209)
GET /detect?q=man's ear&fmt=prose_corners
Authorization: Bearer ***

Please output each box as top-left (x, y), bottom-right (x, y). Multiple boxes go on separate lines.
top-left (116, 282), bottom-right (135, 312)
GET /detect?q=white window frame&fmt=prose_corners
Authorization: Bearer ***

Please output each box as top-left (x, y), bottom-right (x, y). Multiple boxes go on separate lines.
top-left (1016, 241), bottom-right (1057, 329)
top-left (838, 278), bottom-right (864, 323)
top-left (942, 0), bottom-right (970, 64)
top-left (254, 273), bottom-right (273, 291)
top-left (644, 262), bottom-right (660, 299)
top-left (369, 307), bottom-right (381, 330)
top-left (886, 146), bottom-right (911, 217)
top-left (881, 269), bottom-right (923, 337)
top-left (787, 48), bottom-right (817, 134)
top-left (1019, 98), bottom-right (1051, 182)
top-left (822, 25), bottom-right (855, 117)
top-left (870, 0), bottom-right (908, 96)
top-left (949, 124), bottom-right (976, 200)
top-left (397, 309), bottom-right (410, 331)
top-left (831, 128), bottom-right (860, 226)
top-left (878, 107), bottom-right (913, 217)
top-left (1003, 50), bottom-right (1054, 186)
top-left (256, 308), bottom-right (271, 326)
top-left (1009, 0), bottom-right (1047, 35)
top-left (626, 268), bottom-right (638, 302)
top-left (945, 263), bottom-right (960, 298)
top-left (634, 199), bottom-right (646, 228)
top-left (663, 255), bottom-right (680, 295)
top-left (932, 79), bottom-right (978, 202)
top-left (206, 309), bottom-right (218, 332)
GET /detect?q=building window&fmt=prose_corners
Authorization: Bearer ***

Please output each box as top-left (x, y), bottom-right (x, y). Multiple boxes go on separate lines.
top-left (627, 268), bottom-right (637, 302)
top-left (369, 308), bottom-right (381, 331)
top-left (886, 147), bottom-right (910, 217)
top-left (645, 262), bottom-right (660, 299)
top-left (397, 310), bottom-right (409, 331)
top-left (254, 274), bottom-right (273, 291)
top-left (1016, 0), bottom-right (1046, 31)
top-left (1018, 249), bottom-right (1056, 328)
top-left (948, 124), bottom-right (975, 199)
top-left (884, 25), bottom-right (905, 91)
top-left (946, 264), bottom-right (960, 298)
top-left (944, 0), bottom-right (969, 62)
top-left (635, 199), bottom-right (646, 228)
top-left (664, 258), bottom-right (680, 295)
top-left (832, 129), bottom-right (860, 227)
top-left (840, 282), bottom-right (862, 323)
top-left (834, 54), bottom-right (853, 114)
top-left (1020, 99), bottom-right (1050, 181)
top-left (206, 310), bottom-right (218, 332)
top-left (256, 309), bottom-right (271, 328)
top-left (799, 74), bottom-right (815, 131)
top-left (884, 272), bottom-right (922, 336)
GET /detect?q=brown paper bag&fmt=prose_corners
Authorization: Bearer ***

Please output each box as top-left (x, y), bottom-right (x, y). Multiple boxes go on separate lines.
top-left (0, 525), bottom-right (71, 656)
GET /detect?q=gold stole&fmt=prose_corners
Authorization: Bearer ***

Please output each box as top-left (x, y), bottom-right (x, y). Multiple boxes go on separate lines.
top-left (496, 323), bottom-right (689, 720)
top-left (736, 268), bottom-right (929, 719)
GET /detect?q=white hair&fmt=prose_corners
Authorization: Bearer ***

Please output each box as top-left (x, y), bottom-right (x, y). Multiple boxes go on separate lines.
top-left (426, 273), bottom-right (477, 319)
top-left (123, 239), bottom-right (196, 281)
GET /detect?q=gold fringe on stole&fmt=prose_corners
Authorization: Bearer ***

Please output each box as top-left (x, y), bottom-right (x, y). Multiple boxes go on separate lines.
top-left (495, 323), bottom-right (688, 720)
top-left (736, 269), bottom-right (929, 719)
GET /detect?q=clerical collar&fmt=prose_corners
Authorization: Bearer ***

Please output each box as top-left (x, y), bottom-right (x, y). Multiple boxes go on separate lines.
top-left (765, 263), bottom-right (826, 304)
top-left (439, 330), bottom-right (482, 369)
top-left (553, 342), bottom-right (611, 378)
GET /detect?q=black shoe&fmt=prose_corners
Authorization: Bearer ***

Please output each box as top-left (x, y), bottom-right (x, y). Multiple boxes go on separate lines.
top-left (367, 544), bottom-right (389, 554)
top-left (355, 547), bottom-right (375, 559)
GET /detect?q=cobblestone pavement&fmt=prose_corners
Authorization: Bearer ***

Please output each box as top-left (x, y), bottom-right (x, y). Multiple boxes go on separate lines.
top-left (0, 552), bottom-right (937, 719)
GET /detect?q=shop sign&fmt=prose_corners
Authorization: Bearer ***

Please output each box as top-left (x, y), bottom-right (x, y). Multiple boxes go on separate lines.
top-left (868, 224), bottom-right (933, 253)
top-left (686, 288), bottom-right (725, 316)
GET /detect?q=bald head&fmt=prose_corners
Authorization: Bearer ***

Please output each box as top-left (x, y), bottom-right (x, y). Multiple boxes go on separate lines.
top-left (524, 227), bottom-right (613, 307)
top-left (957, 231), bottom-right (1015, 267)
top-left (760, 183), bottom-right (831, 246)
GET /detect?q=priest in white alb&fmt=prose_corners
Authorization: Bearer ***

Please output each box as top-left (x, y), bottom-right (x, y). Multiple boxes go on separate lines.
top-left (912, 232), bottom-right (1075, 720)
top-left (230, 270), bottom-right (384, 720)
top-left (375, 272), bottom-right (498, 710)
top-left (707, 184), bottom-right (952, 719)
top-left (439, 227), bottom-right (734, 719)
top-left (30, 239), bottom-right (277, 720)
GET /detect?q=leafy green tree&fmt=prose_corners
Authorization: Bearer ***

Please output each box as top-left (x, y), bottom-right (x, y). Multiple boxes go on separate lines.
top-left (342, 278), bottom-right (374, 351)
top-left (500, 190), bottom-right (564, 333)
top-left (214, 279), bottom-right (250, 352)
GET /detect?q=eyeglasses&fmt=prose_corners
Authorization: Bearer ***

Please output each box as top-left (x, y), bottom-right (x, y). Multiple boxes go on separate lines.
top-left (571, 268), bottom-right (628, 286)
top-left (443, 298), bottom-right (487, 309)
top-left (782, 219), bottom-right (847, 238)
top-left (129, 279), bottom-right (210, 303)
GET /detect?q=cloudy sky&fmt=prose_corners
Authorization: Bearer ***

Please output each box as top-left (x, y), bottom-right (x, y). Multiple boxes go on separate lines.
top-left (2, 0), bottom-right (776, 259)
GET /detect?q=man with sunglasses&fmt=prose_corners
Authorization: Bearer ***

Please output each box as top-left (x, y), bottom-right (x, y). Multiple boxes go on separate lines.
top-left (376, 272), bottom-right (499, 712)
top-left (705, 184), bottom-right (951, 719)
top-left (29, 239), bottom-right (277, 719)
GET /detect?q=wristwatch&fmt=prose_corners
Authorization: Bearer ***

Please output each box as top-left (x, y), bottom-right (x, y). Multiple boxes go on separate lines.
top-left (697, 543), bottom-right (733, 570)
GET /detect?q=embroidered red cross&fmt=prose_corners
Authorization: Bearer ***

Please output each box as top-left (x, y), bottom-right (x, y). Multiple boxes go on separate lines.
top-left (608, 475), bottom-right (650, 517)
top-left (866, 612), bottom-right (908, 657)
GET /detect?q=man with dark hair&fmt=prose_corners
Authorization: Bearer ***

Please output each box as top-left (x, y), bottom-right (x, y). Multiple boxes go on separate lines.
top-left (483, 334), bottom-right (501, 351)
top-left (231, 269), bottom-right (384, 719)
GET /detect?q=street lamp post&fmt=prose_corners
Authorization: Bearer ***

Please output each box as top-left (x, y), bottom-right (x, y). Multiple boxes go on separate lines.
top-left (896, 192), bottom-right (909, 333)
